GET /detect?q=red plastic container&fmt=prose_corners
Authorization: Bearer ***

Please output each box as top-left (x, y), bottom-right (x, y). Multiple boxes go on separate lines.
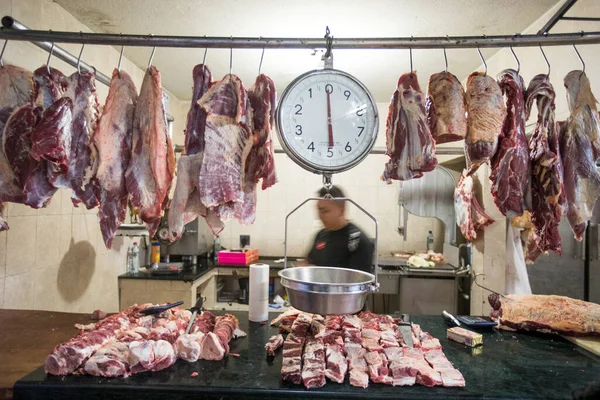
top-left (217, 249), bottom-right (259, 266)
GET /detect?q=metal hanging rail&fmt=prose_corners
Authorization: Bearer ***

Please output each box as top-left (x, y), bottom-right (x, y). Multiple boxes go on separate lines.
top-left (3, 16), bottom-right (600, 49)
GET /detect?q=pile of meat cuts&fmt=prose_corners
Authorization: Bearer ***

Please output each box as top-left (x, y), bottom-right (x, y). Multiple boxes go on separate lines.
top-left (268, 309), bottom-right (464, 389)
top-left (0, 61), bottom-right (277, 246)
top-left (44, 304), bottom-right (245, 377)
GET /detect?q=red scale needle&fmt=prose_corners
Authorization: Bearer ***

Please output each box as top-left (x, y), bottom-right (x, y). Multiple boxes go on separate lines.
top-left (326, 89), bottom-right (334, 148)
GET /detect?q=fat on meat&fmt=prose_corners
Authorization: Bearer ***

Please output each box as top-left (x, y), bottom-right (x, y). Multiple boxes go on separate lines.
top-left (490, 69), bottom-right (530, 217)
top-left (382, 72), bottom-right (437, 181)
top-left (83, 341), bottom-right (130, 378)
top-left (0, 65), bottom-right (33, 204)
top-left (125, 66), bottom-right (175, 236)
top-left (561, 70), bottom-right (600, 241)
top-left (198, 74), bottom-right (253, 216)
top-left (230, 74), bottom-right (278, 225)
top-left (33, 66), bottom-right (68, 109)
top-left (168, 64), bottom-right (225, 239)
top-left (465, 72), bottom-right (506, 172)
top-left (129, 339), bottom-right (176, 373)
top-left (65, 71), bottom-right (100, 209)
top-left (454, 171), bottom-right (495, 241)
top-left (525, 74), bottom-right (564, 255)
top-left (95, 69), bottom-right (138, 248)
top-left (426, 71), bottom-right (467, 144)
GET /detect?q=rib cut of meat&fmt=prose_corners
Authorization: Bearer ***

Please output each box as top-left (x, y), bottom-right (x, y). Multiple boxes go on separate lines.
top-left (490, 69), bottom-right (530, 217)
top-left (2, 103), bottom-right (42, 188)
top-left (454, 170), bottom-right (495, 241)
top-left (168, 64), bottom-right (225, 239)
top-left (302, 336), bottom-right (326, 389)
top-left (95, 69), bottom-right (138, 248)
top-left (382, 72), bottom-right (437, 181)
top-left (30, 97), bottom-right (73, 186)
top-left (65, 71), bottom-right (100, 209)
top-left (125, 66), bottom-right (175, 236)
top-left (561, 70), bottom-right (600, 241)
top-left (465, 72), bottom-right (506, 172)
top-left (198, 74), bottom-right (253, 215)
top-left (231, 74), bottom-right (278, 224)
top-left (489, 293), bottom-right (600, 336)
top-left (33, 66), bottom-right (68, 109)
top-left (83, 341), bottom-right (130, 377)
top-left (525, 74), bottom-right (564, 255)
top-left (426, 71), bottom-right (467, 144)
top-left (0, 65), bottom-right (33, 204)
top-left (0, 203), bottom-right (7, 231)
top-left (265, 334), bottom-right (284, 356)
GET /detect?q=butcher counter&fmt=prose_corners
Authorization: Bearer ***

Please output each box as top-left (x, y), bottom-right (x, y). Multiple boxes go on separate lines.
top-left (3, 310), bottom-right (600, 400)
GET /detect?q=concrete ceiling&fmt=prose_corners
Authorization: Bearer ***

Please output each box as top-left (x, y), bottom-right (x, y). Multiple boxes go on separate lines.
top-left (54, 0), bottom-right (560, 102)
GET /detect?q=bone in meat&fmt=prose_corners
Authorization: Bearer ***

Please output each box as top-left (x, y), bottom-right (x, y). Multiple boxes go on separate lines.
top-left (95, 69), bottom-right (138, 248)
top-left (125, 66), bottom-right (175, 236)
top-left (382, 72), bottom-right (437, 182)
top-left (426, 71), bottom-right (467, 144)
top-left (454, 170), bottom-right (495, 241)
top-left (465, 72), bottom-right (506, 172)
top-left (490, 69), bottom-right (530, 217)
top-left (265, 334), bottom-right (284, 356)
top-left (83, 341), bottom-right (130, 378)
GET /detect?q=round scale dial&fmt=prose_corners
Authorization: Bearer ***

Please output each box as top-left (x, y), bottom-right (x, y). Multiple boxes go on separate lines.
top-left (276, 69), bottom-right (378, 174)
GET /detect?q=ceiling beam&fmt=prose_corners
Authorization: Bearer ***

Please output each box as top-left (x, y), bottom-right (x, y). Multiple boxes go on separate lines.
top-left (537, 0), bottom-right (579, 34)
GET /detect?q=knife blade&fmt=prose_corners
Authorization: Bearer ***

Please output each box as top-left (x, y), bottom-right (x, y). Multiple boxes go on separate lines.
top-left (185, 296), bottom-right (205, 334)
top-left (398, 313), bottom-right (413, 348)
top-left (139, 301), bottom-right (184, 315)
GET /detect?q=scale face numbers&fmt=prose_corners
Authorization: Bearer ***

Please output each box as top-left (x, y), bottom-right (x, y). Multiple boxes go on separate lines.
top-left (276, 69), bottom-right (378, 174)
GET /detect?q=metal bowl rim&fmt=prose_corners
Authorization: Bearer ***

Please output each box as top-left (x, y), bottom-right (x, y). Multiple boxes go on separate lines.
top-left (278, 266), bottom-right (375, 286)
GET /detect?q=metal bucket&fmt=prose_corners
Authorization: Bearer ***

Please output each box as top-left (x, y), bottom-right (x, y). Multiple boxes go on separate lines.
top-left (279, 266), bottom-right (377, 315)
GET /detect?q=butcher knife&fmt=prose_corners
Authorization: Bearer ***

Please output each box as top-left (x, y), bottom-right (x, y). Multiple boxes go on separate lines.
top-left (185, 296), bottom-right (205, 334)
top-left (398, 313), bottom-right (413, 348)
top-left (139, 301), bottom-right (184, 315)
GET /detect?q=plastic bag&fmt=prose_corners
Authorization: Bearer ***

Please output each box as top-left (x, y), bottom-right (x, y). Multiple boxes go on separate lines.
top-left (505, 223), bottom-right (532, 295)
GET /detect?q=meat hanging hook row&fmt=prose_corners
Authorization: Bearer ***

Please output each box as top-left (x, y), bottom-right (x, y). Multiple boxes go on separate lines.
top-left (539, 45), bottom-right (550, 77)
top-left (76, 42), bottom-right (85, 74)
top-left (46, 41), bottom-right (55, 74)
top-left (477, 47), bottom-right (487, 76)
top-left (573, 44), bottom-right (585, 73)
top-left (258, 47), bottom-right (265, 75)
top-left (509, 46), bottom-right (520, 74)
top-left (0, 39), bottom-right (7, 68)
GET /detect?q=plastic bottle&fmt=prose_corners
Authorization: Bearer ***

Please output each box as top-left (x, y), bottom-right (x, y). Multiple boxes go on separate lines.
top-left (131, 242), bottom-right (140, 273)
top-left (426, 231), bottom-right (434, 251)
top-left (126, 245), bottom-right (134, 274)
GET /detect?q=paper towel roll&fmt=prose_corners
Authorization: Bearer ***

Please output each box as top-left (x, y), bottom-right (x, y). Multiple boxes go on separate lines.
top-left (249, 263), bottom-right (269, 322)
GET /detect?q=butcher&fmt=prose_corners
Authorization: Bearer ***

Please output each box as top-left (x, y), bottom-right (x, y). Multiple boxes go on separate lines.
top-left (300, 185), bottom-right (374, 274)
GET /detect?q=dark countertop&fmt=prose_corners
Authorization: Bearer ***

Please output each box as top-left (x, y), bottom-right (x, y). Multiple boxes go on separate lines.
top-left (12, 312), bottom-right (600, 400)
top-left (118, 257), bottom-right (298, 282)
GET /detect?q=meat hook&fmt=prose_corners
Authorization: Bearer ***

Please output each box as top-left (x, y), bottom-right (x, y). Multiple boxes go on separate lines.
top-left (46, 41), bottom-right (55, 74)
top-left (476, 47), bottom-right (487, 76)
top-left (409, 35), bottom-right (414, 75)
top-left (0, 39), bottom-right (7, 68)
top-left (443, 48), bottom-right (448, 73)
top-left (573, 44), bottom-right (585, 74)
top-left (258, 47), bottom-right (265, 75)
top-left (147, 46), bottom-right (156, 70)
top-left (229, 36), bottom-right (233, 81)
top-left (471, 271), bottom-right (506, 299)
top-left (116, 43), bottom-right (124, 78)
top-left (509, 46), bottom-right (520, 75)
top-left (323, 26), bottom-right (333, 60)
top-left (76, 42), bottom-right (85, 74)
top-left (201, 46), bottom-right (208, 75)
top-left (539, 45), bottom-right (550, 77)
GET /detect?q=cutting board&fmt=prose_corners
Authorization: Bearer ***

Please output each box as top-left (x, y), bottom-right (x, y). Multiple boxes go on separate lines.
top-left (563, 336), bottom-right (600, 356)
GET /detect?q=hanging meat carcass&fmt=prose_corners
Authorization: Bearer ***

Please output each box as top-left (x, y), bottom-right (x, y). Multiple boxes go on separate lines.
top-left (95, 69), bottom-right (138, 248)
top-left (0, 65), bottom-right (33, 204)
top-left (197, 74), bottom-right (253, 217)
top-left (382, 72), bottom-right (437, 181)
top-left (426, 71), bottom-right (467, 144)
top-left (218, 73), bottom-right (278, 225)
top-left (465, 72), bottom-right (506, 172)
top-left (65, 70), bottom-right (100, 208)
top-left (524, 74), bottom-right (564, 255)
top-left (489, 69), bottom-right (530, 217)
top-left (168, 64), bottom-right (225, 239)
top-left (125, 66), bottom-right (175, 237)
top-left (561, 70), bottom-right (600, 241)
top-left (454, 170), bottom-right (495, 241)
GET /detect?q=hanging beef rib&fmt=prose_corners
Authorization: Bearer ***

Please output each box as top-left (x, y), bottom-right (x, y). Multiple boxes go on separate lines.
top-left (382, 72), bottom-right (437, 181)
top-left (125, 66), bottom-right (175, 237)
top-left (426, 71), bottom-right (467, 144)
top-left (561, 70), bottom-right (600, 241)
top-left (465, 72), bottom-right (506, 172)
top-left (95, 69), bottom-right (138, 248)
top-left (525, 74), bottom-right (564, 255)
top-left (489, 69), bottom-right (530, 217)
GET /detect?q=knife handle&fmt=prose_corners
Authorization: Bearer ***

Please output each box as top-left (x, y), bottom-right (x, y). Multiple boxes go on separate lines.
top-left (401, 313), bottom-right (411, 324)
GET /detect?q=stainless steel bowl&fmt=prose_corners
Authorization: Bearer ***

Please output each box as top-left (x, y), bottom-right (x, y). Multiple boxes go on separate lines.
top-left (278, 266), bottom-right (378, 315)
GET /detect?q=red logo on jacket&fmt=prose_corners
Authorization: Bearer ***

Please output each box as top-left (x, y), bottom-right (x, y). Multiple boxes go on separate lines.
top-left (316, 241), bottom-right (326, 250)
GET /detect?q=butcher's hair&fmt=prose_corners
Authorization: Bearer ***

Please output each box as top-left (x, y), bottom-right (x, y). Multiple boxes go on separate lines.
top-left (317, 185), bottom-right (346, 208)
